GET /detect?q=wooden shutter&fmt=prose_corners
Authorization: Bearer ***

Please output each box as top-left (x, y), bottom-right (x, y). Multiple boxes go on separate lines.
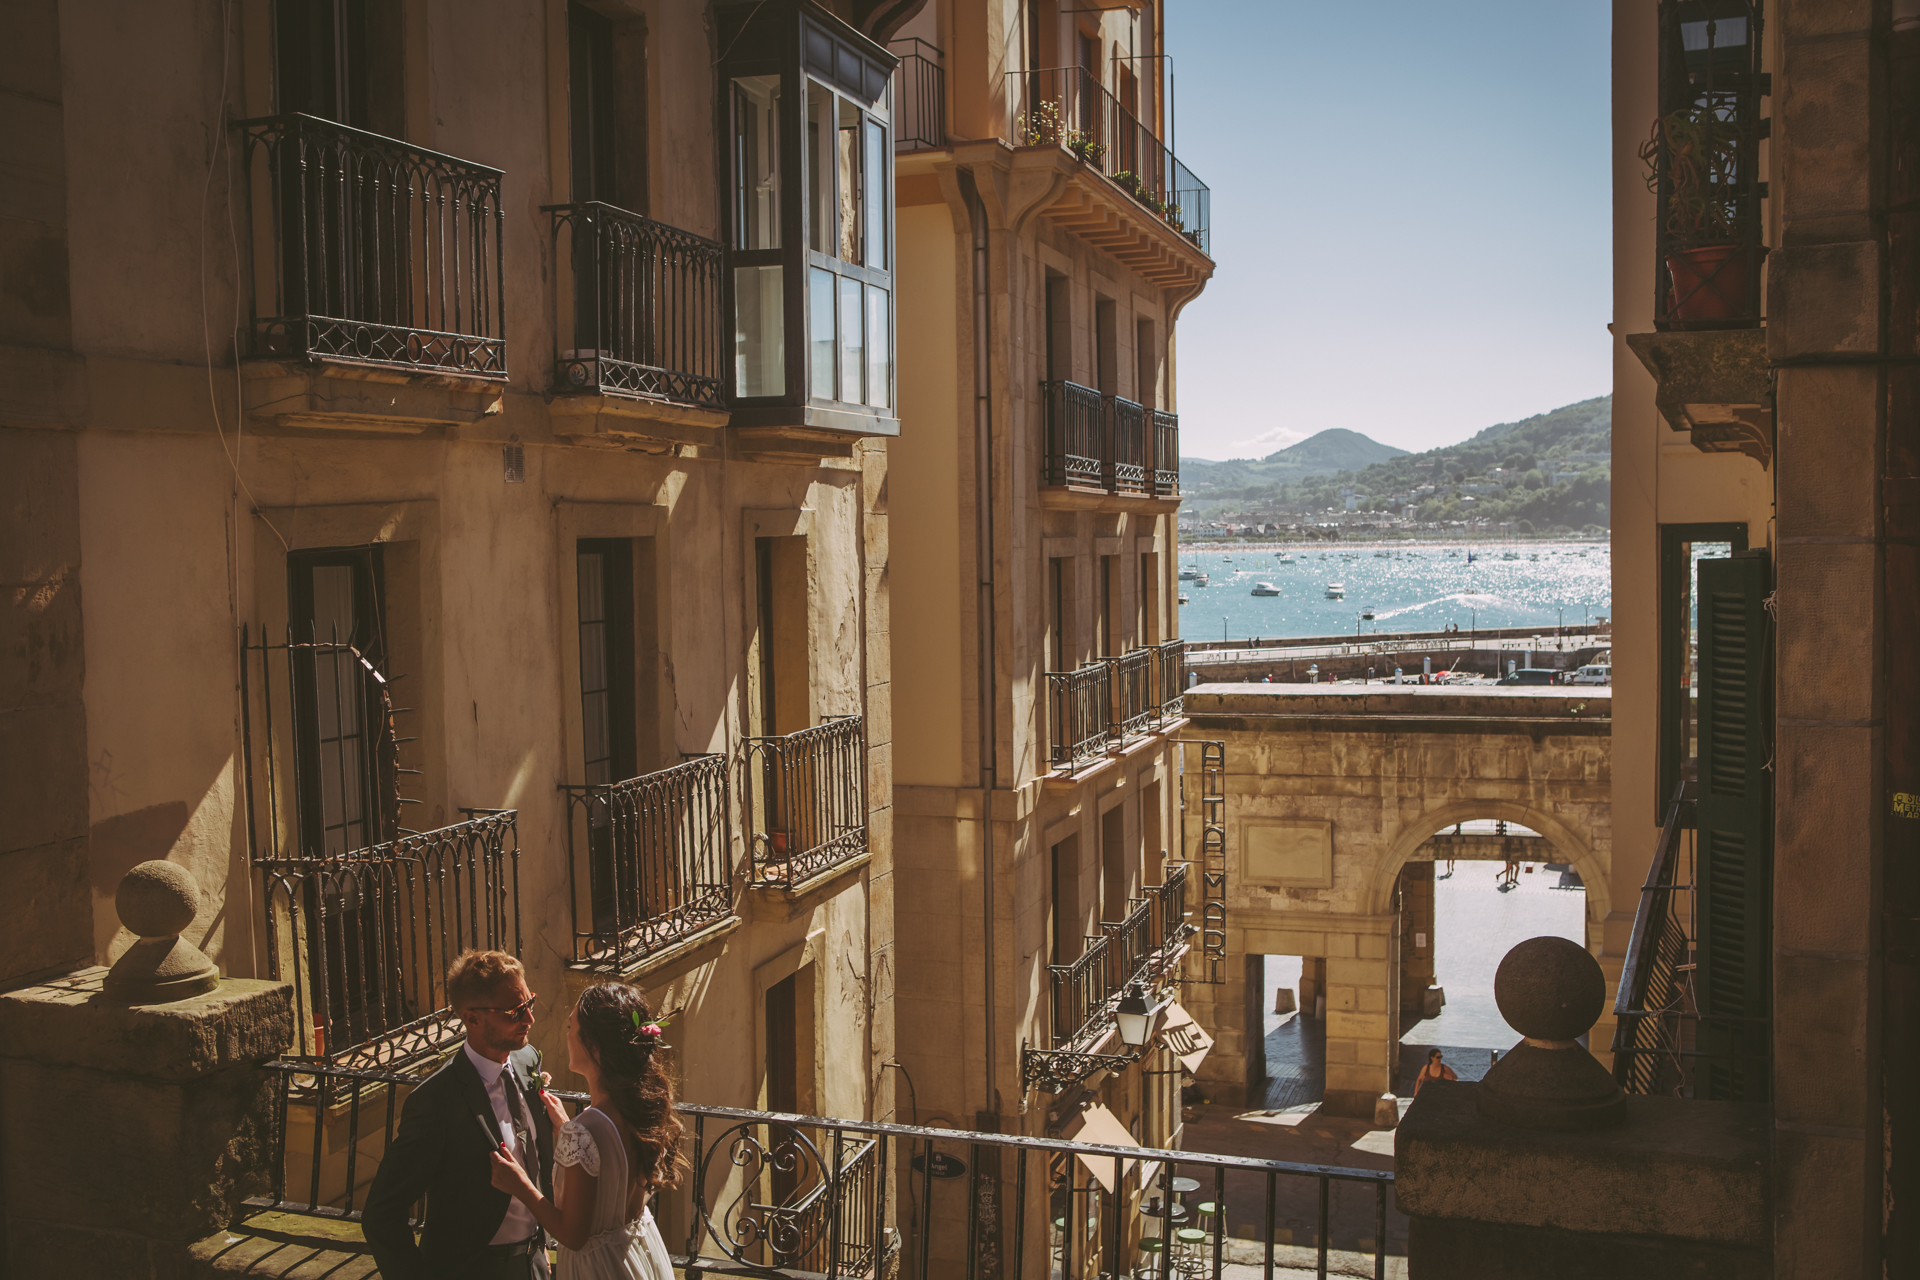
top-left (1694, 550), bottom-right (1771, 1100)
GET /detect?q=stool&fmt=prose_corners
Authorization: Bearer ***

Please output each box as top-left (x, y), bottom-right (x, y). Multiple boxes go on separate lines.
top-left (1135, 1236), bottom-right (1166, 1279)
top-left (1172, 1227), bottom-right (1209, 1277)
top-left (1194, 1200), bottom-right (1222, 1239)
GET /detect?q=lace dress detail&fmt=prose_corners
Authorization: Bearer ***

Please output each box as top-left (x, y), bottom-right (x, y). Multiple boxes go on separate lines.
top-left (555, 1119), bottom-right (600, 1177)
top-left (553, 1106), bottom-right (674, 1280)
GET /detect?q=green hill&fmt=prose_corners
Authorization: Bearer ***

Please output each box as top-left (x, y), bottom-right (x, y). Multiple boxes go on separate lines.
top-left (1180, 394), bottom-right (1612, 534)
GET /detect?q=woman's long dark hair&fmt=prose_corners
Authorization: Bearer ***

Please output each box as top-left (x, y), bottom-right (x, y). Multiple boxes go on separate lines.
top-left (574, 982), bottom-right (686, 1194)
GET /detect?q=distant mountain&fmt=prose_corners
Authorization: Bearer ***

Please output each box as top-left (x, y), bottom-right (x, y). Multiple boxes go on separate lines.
top-left (1180, 428), bottom-right (1407, 486)
top-left (1177, 394), bottom-right (1613, 533)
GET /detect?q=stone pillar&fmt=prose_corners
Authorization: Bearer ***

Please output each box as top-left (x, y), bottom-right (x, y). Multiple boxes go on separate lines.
top-left (0, 864), bottom-right (292, 1278)
top-left (1298, 956), bottom-right (1325, 1016)
top-left (1322, 924), bottom-right (1396, 1118)
top-left (1398, 861), bottom-right (1436, 1020)
top-left (1184, 932), bottom-right (1251, 1105)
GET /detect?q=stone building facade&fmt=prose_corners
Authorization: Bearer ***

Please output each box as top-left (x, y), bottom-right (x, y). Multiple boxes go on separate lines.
top-left (0, 0), bottom-right (913, 1217)
top-left (885, 0), bottom-right (1211, 1272)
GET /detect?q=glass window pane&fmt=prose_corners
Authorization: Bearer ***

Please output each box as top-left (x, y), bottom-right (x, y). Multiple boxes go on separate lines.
top-left (864, 119), bottom-right (887, 270)
top-left (807, 85), bottom-right (830, 254)
top-left (839, 275), bottom-right (863, 404)
top-left (866, 286), bottom-right (889, 410)
top-left (731, 75), bottom-right (782, 251)
top-left (810, 266), bottom-right (836, 399)
top-left (734, 264), bottom-right (785, 397)
top-left (838, 98), bottom-right (863, 262)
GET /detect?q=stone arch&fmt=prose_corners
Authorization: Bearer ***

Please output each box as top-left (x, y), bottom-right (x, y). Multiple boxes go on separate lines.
top-left (1362, 795), bottom-right (1612, 948)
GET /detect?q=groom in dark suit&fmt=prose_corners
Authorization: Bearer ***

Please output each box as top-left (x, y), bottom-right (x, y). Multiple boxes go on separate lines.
top-left (365, 950), bottom-right (556, 1279)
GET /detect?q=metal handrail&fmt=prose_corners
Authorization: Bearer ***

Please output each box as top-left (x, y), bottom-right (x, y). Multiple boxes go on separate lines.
top-left (1110, 647), bottom-right (1156, 739)
top-left (1151, 408), bottom-right (1181, 495)
top-left (542, 201), bottom-right (725, 408)
top-left (233, 113), bottom-right (507, 377)
top-left (1046, 662), bottom-right (1114, 772)
top-left (1105, 394), bottom-right (1147, 494)
top-left (889, 38), bottom-right (946, 151)
top-left (247, 1060), bottom-right (1395, 1280)
top-left (1152, 638), bottom-right (1187, 721)
top-left (560, 754), bottom-right (733, 973)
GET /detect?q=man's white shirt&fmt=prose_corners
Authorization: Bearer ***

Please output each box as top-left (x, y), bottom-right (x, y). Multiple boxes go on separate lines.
top-left (464, 1040), bottom-right (542, 1244)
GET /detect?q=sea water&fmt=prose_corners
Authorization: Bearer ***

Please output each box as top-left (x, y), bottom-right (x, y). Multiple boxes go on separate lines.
top-left (1178, 542), bottom-right (1611, 643)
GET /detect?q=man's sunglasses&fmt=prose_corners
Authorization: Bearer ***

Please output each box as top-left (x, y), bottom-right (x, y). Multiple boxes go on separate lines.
top-left (469, 992), bottom-right (538, 1021)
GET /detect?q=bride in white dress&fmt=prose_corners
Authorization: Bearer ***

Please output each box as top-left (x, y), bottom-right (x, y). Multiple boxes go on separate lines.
top-left (490, 983), bottom-right (683, 1279)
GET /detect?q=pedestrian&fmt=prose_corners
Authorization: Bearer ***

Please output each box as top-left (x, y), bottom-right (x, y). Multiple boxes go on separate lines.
top-left (1413, 1049), bottom-right (1458, 1096)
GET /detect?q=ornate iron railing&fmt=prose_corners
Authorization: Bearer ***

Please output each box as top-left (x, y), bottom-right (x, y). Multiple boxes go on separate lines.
top-left (1050, 878), bottom-right (1195, 1049)
top-left (253, 811), bottom-right (519, 1069)
top-left (1105, 395), bottom-right (1148, 494)
top-left (1040, 379), bottom-right (1104, 490)
top-left (1152, 638), bottom-right (1187, 721)
top-left (234, 113), bottom-right (506, 377)
top-left (744, 716), bottom-right (868, 889)
top-left (543, 202), bottom-right (725, 407)
top-left (246, 1061), bottom-right (1397, 1280)
top-left (1649, 1), bottom-right (1767, 330)
top-left (1007, 66), bottom-right (1212, 252)
top-left (890, 38), bottom-right (946, 151)
top-left (1151, 408), bottom-right (1181, 496)
top-left (1046, 663), bottom-right (1114, 773)
top-left (561, 755), bottom-right (733, 973)
top-left (1110, 647), bottom-right (1156, 740)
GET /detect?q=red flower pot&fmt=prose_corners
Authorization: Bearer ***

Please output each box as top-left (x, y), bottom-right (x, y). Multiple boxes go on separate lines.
top-left (1666, 245), bottom-right (1749, 321)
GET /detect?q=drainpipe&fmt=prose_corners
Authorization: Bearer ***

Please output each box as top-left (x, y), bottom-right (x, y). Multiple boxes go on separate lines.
top-left (959, 167), bottom-right (999, 1117)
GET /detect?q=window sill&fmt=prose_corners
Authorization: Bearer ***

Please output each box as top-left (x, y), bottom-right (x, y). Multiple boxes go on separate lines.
top-left (549, 390), bottom-right (727, 447)
top-left (1038, 483), bottom-right (1180, 513)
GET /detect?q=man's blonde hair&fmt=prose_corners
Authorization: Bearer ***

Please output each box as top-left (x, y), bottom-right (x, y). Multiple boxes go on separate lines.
top-left (446, 949), bottom-right (525, 1011)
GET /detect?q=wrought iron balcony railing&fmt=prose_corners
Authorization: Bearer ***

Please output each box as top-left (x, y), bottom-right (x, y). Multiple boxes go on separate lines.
top-left (249, 1060), bottom-right (1396, 1279)
top-left (1046, 662), bottom-right (1114, 773)
top-left (1151, 408), bottom-right (1181, 496)
top-left (1648, 0), bottom-right (1767, 330)
top-left (1050, 871), bottom-right (1195, 1049)
top-left (252, 810), bottom-right (520, 1070)
top-left (1107, 395), bottom-right (1148, 495)
top-left (543, 202), bottom-right (725, 407)
top-left (1041, 380), bottom-right (1180, 501)
top-left (235, 113), bottom-right (506, 377)
top-left (1007, 66), bottom-right (1211, 253)
top-left (561, 754), bottom-right (733, 973)
top-left (1152, 638), bottom-right (1187, 721)
top-left (745, 716), bottom-right (868, 889)
top-left (1611, 778), bottom-right (1770, 1101)
top-left (889, 37), bottom-right (947, 152)
top-left (1040, 379), bottom-right (1105, 489)
top-left (1110, 647), bottom-right (1156, 739)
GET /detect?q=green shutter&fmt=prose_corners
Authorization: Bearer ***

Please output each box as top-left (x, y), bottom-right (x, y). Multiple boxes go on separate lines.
top-left (1694, 551), bottom-right (1771, 1101)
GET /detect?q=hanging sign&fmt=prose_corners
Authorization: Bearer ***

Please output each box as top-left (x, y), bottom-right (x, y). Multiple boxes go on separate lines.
top-left (911, 1152), bottom-right (968, 1179)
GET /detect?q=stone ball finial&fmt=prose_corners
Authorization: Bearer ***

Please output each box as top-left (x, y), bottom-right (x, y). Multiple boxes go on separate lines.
top-left (1494, 935), bottom-right (1606, 1046)
top-left (1476, 935), bottom-right (1624, 1131)
top-left (116, 860), bottom-right (201, 940)
top-left (104, 860), bottom-right (220, 1005)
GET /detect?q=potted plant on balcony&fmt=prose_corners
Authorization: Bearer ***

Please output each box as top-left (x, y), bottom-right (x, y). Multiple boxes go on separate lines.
top-left (1639, 106), bottom-right (1753, 321)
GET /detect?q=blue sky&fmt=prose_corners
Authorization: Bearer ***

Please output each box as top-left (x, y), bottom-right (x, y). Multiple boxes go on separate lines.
top-left (1163, 1), bottom-right (1612, 460)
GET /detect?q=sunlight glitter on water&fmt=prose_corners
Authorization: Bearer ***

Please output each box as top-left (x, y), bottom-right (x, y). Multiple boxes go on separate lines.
top-left (1179, 542), bottom-right (1610, 642)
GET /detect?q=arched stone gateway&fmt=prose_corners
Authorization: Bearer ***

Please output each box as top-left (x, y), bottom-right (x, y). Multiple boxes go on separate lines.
top-left (1176, 683), bottom-right (1612, 1118)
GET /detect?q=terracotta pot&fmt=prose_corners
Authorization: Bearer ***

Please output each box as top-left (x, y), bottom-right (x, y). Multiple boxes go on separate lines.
top-left (1666, 244), bottom-right (1749, 320)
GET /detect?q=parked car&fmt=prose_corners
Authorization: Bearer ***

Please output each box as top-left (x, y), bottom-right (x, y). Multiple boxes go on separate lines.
top-left (1497, 668), bottom-right (1558, 686)
top-left (1571, 664), bottom-right (1612, 685)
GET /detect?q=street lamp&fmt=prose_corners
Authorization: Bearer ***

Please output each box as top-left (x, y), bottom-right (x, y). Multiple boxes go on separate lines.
top-left (1114, 982), bottom-right (1159, 1049)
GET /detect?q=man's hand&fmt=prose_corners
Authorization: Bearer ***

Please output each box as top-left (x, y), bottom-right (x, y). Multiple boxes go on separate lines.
top-left (488, 1144), bottom-right (539, 1204)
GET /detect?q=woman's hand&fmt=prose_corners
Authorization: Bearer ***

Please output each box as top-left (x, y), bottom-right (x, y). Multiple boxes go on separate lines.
top-left (540, 1083), bottom-right (570, 1133)
top-left (488, 1145), bottom-right (539, 1203)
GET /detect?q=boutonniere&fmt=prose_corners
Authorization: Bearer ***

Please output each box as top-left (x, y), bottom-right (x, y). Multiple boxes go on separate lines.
top-left (532, 1046), bottom-right (550, 1096)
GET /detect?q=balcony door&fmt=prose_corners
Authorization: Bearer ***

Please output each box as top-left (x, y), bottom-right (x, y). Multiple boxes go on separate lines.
top-left (578, 539), bottom-right (639, 935)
